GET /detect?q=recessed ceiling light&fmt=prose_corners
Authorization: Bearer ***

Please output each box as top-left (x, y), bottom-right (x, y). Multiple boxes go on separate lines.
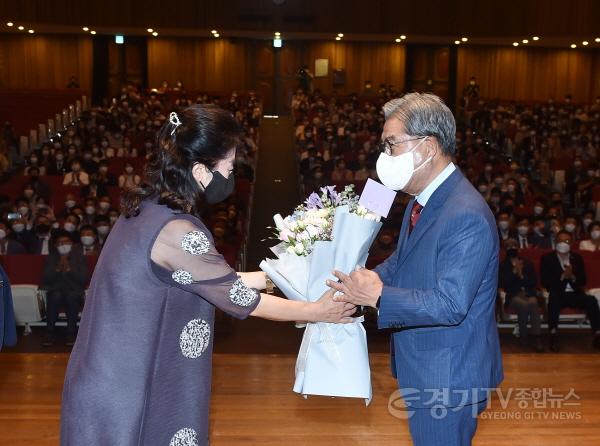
top-left (570, 43), bottom-right (577, 48)
top-left (82, 26), bottom-right (89, 31)
top-left (18, 25), bottom-right (24, 30)
top-left (213, 33), bottom-right (219, 38)
top-left (400, 35), bottom-right (406, 40)
top-left (395, 38), bottom-right (401, 43)
top-left (532, 36), bottom-right (540, 41)
top-left (274, 31), bottom-right (280, 36)
top-left (522, 39), bottom-right (529, 44)
top-left (582, 41), bottom-right (589, 46)
top-left (335, 36), bottom-right (341, 41)
top-left (90, 30), bottom-right (96, 35)
top-left (7, 22), bottom-right (13, 27)
top-left (337, 33), bottom-right (344, 37)
top-left (28, 29), bottom-right (34, 34)
top-left (596, 37), bottom-right (600, 43)
top-left (152, 31), bottom-right (158, 37)
top-left (147, 28), bottom-right (153, 33)
top-left (454, 40), bottom-right (461, 45)
top-left (211, 29), bottom-right (217, 34)
top-left (461, 37), bottom-right (468, 42)
top-left (512, 42), bottom-right (519, 47)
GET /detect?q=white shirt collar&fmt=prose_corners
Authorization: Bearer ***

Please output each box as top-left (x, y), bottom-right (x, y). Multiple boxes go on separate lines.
top-left (416, 162), bottom-right (456, 206)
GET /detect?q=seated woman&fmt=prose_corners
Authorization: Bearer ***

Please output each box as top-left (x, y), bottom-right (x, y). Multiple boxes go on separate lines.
top-left (61, 105), bottom-right (355, 446)
top-left (579, 221), bottom-right (600, 252)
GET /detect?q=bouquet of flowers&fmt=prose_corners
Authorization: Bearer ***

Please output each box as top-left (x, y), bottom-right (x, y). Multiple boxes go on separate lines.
top-left (259, 185), bottom-right (382, 403)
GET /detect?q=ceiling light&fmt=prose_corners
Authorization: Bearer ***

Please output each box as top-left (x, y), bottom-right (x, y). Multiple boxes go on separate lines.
top-left (274, 31), bottom-right (280, 36)
top-left (400, 34), bottom-right (406, 40)
top-left (213, 33), bottom-right (219, 38)
top-left (28, 29), bottom-right (34, 34)
top-left (211, 29), bottom-right (217, 34)
top-left (582, 41), bottom-right (589, 46)
top-left (522, 39), bottom-right (528, 44)
top-left (596, 37), bottom-right (600, 43)
top-left (152, 31), bottom-right (158, 37)
top-left (82, 26), bottom-right (89, 31)
top-left (570, 43), bottom-right (577, 48)
top-left (147, 28), bottom-right (153, 33)
top-left (461, 37), bottom-right (468, 42)
top-left (454, 40), bottom-right (461, 45)
top-left (18, 25), bottom-right (24, 30)
top-left (337, 33), bottom-right (344, 37)
top-left (532, 36), bottom-right (540, 41)
top-left (7, 22), bottom-right (13, 27)
top-left (335, 36), bottom-right (341, 41)
top-left (512, 42), bottom-right (519, 47)
top-left (395, 38), bottom-right (401, 43)
top-left (90, 30), bottom-right (97, 35)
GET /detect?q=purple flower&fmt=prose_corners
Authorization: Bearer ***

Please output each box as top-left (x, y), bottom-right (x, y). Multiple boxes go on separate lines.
top-left (305, 192), bottom-right (324, 209)
top-left (320, 185), bottom-right (341, 205)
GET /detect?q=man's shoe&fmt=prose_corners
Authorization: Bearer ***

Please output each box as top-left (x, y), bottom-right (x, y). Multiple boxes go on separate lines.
top-left (42, 334), bottom-right (55, 347)
top-left (549, 334), bottom-right (560, 353)
top-left (533, 336), bottom-right (545, 353)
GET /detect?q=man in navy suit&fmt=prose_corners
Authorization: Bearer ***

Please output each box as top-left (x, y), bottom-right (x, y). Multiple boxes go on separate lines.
top-left (329, 93), bottom-right (503, 446)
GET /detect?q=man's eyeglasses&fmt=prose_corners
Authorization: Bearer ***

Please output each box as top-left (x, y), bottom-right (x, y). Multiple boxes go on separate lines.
top-left (378, 136), bottom-right (427, 156)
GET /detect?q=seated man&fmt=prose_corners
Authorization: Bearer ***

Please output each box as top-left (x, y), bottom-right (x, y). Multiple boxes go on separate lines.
top-left (41, 233), bottom-right (88, 346)
top-left (541, 230), bottom-right (600, 352)
top-left (499, 239), bottom-right (543, 351)
top-left (0, 220), bottom-right (26, 254)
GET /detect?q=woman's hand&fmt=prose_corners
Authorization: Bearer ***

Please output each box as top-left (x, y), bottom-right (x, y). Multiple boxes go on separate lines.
top-left (312, 288), bottom-right (356, 323)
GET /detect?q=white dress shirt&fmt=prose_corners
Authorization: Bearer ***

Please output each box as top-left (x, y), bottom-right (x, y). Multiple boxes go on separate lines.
top-left (415, 162), bottom-right (456, 206)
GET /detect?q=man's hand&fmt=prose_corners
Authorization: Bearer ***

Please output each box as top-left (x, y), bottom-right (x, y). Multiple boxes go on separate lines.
top-left (326, 267), bottom-right (384, 308)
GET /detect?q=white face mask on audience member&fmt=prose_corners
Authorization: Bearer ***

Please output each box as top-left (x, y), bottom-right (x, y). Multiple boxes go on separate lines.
top-left (556, 242), bottom-right (570, 254)
top-left (57, 244), bottom-right (72, 255)
top-left (81, 236), bottom-right (95, 247)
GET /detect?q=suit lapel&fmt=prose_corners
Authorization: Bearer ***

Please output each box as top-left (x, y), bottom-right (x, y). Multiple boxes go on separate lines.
top-left (398, 169), bottom-right (464, 266)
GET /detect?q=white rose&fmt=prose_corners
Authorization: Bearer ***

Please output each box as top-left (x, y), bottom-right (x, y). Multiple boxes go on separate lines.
top-left (286, 246), bottom-right (296, 254)
top-left (306, 224), bottom-right (320, 238)
top-left (294, 243), bottom-right (305, 255)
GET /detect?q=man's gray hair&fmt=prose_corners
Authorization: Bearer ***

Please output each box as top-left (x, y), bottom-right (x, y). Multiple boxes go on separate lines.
top-left (383, 92), bottom-right (456, 156)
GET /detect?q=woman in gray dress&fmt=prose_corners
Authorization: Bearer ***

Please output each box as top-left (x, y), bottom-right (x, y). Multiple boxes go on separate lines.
top-left (60, 105), bottom-right (355, 446)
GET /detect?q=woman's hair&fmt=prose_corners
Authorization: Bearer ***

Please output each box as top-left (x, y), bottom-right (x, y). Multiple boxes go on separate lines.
top-left (121, 104), bottom-right (243, 218)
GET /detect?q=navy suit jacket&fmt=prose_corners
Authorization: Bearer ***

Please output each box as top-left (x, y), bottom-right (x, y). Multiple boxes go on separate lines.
top-left (374, 168), bottom-right (503, 407)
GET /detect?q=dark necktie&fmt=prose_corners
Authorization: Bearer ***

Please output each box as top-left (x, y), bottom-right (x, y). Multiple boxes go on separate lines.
top-left (409, 201), bottom-right (424, 234)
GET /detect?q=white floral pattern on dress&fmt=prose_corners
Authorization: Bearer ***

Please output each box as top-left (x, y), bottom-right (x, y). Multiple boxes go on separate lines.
top-left (172, 269), bottom-right (194, 285)
top-left (181, 230), bottom-right (210, 256)
top-left (169, 427), bottom-right (198, 446)
top-left (179, 319), bottom-right (211, 359)
top-left (228, 278), bottom-right (259, 307)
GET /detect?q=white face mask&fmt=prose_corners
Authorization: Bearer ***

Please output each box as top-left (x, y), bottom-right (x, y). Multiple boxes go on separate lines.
top-left (57, 244), bottom-right (72, 255)
top-left (556, 242), bottom-right (570, 254)
top-left (64, 222), bottom-right (76, 232)
top-left (591, 230), bottom-right (600, 240)
top-left (0, 229), bottom-right (6, 240)
top-left (583, 218), bottom-right (592, 228)
top-left (498, 221), bottom-right (510, 230)
top-left (564, 223), bottom-right (576, 232)
top-left (517, 226), bottom-right (529, 236)
top-left (65, 200), bottom-right (76, 208)
top-left (97, 225), bottom-right (110, 236)
top-left (85, 206), bottom-right (96, 215)
top-left (375, 137), bottom-right (431, 191)
top-left (533, 206), bottom-right (544, 215)
top-left (81, 236), bottom-right (95, 246)
top-left (12, 223), bottom-right (25, 233)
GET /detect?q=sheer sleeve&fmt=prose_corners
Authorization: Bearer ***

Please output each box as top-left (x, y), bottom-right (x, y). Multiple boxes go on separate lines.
top-left (152, 217), bottom-right (260, 319)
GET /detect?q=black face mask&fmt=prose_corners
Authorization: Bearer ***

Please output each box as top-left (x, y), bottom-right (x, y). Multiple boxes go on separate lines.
top-left (506, 248), bottom-right (519, 259)
top-left (202, 171), bottom-right (235, 204)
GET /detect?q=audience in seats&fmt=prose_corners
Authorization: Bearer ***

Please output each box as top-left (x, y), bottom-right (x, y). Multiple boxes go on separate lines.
top-left (541, 230), bottom-right (600, 351)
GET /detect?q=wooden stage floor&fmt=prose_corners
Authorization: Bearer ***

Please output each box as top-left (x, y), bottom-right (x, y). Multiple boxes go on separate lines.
top-left (0, 353), bottom-right (599, 445)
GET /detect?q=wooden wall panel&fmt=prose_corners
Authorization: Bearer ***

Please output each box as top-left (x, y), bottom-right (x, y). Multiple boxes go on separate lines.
top-left (0, 35), bottom-right (92, 90)
top-left (304, 42), bottom-right (406, 94)
top-left (147, 38), bottom-right (252, 93)
top-left (457, 46), bottom-right (600, 102)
